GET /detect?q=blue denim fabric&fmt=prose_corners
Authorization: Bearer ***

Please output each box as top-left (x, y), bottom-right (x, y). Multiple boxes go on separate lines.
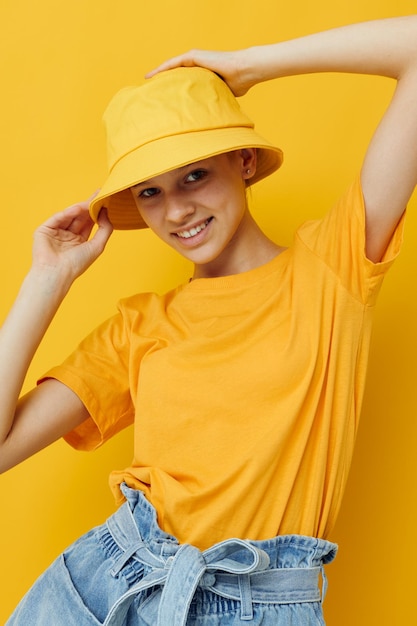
top-left (7, 484), bottom-right (337, 625)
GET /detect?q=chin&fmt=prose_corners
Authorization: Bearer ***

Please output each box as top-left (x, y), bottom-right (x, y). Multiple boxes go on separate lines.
top-left (183, 247), bottom-right (224, 266)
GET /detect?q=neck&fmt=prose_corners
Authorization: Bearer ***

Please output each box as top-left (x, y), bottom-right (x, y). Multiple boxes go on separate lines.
top-left (193, 215), bottom-right (284, 279)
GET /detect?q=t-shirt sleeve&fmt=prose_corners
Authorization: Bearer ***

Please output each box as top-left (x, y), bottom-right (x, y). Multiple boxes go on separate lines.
top-left (39, 305), bottom-right (135, 451)
top-left (296, 175), bottom-right (406, 305)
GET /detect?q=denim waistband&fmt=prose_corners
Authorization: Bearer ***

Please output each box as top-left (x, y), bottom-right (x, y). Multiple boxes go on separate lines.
top-left (103, 485), bottom-right (338, 626)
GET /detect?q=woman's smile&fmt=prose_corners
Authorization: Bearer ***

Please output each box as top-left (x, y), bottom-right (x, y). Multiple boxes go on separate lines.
top-left (173, 217), bottom-right (214, 244)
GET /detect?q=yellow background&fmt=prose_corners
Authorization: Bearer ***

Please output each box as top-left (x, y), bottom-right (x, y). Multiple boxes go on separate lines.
top-left (1, 0), bottom-right (416, 623)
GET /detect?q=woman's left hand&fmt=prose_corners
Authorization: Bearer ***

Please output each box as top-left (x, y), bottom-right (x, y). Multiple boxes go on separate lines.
top-left (146, 48), bottom-right (256, 97)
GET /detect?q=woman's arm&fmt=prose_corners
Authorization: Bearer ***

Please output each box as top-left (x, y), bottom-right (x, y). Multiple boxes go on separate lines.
top-left (148, 16), bottom-right (417, 262)
top-left (0, 199), bottom-right (113, 473)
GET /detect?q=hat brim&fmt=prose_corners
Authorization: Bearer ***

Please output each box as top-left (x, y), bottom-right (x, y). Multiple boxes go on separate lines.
top-left (90, 126), bottom-right (283, 230)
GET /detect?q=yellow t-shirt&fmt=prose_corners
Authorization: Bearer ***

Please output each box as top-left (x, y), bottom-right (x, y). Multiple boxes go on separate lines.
top-left (43, 177), bottom-right (404, 550)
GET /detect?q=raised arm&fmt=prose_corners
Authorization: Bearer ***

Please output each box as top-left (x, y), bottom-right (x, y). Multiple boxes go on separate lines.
top-left (148, 15), bottom-right (417, 262)
top-left (0, 199), bottom-right (113, 473)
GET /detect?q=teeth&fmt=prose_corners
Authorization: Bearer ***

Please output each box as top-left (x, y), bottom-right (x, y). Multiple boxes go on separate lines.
top-left (177, 219), bottom-right (210, 239)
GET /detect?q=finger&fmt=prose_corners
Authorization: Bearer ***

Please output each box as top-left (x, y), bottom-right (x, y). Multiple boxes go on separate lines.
top-left (87, 189), bottom-right (100, 202)
top-left (60, 207), bottom-right (93, 237)
top-left (89, 209), bottom-right (113, 253)
top-left (41, 194), bottom-right (97, 232)
top-left (40, 209), bottom-right (81, 232)
top-left (96, 207), bottom-right (112, 228)
top-left (145, 52), bottom-right (198, 78)
top-left (63, 193), bottom-right (98, 217)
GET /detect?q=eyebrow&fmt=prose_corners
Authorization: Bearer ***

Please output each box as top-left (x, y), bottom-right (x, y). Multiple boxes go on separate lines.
top-left (133, 179), bottom-right (155, 189)
top-left (133, 162), bottom-right (204, 188)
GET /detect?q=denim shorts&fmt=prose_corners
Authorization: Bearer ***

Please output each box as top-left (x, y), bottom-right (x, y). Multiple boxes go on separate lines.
top-left (7, 484), bottom-right (337, 625)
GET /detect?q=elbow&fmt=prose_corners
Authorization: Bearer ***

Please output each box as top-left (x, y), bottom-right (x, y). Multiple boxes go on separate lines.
top-left (0, 439), bottom-right (16, 474)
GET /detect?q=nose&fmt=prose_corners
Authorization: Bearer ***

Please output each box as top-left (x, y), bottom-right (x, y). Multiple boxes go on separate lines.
top-left (164, 193), bottom-right (195, 224)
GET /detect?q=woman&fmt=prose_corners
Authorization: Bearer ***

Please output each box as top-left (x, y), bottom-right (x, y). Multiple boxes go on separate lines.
top-left (2, 15), bottom-right (417, 625)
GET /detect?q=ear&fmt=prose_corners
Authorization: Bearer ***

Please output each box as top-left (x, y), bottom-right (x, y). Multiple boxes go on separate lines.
top-left (239, 148), bottom-right (257, 181)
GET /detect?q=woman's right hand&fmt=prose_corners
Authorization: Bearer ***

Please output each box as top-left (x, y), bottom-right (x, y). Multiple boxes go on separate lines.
top-left (32, 195), bottom-right (113, 285)
top-left (0, 195), bottom-right (113, 467)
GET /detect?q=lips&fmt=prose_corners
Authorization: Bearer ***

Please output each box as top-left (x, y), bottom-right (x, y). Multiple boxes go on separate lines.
top-left (175, 217), bottom-right (213, 239)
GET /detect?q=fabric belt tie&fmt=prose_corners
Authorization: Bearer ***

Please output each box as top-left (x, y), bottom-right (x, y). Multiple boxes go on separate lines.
top-left (103, 503), bottom-right (323, 626)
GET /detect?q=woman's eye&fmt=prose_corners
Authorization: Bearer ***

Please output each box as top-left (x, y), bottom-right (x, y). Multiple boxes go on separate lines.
top-left (185, 169), bottom-right (207, 183)
top-left (140, 187), bottom-right (159, 199)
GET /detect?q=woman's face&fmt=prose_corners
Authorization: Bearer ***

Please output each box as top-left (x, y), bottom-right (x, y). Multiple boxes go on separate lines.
top-left (130, 149), bottom-right (258, 278)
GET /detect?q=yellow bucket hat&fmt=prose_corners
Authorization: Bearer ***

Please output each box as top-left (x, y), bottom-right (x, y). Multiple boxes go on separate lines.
top-left (90, 67), bottom-right (283, 230)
